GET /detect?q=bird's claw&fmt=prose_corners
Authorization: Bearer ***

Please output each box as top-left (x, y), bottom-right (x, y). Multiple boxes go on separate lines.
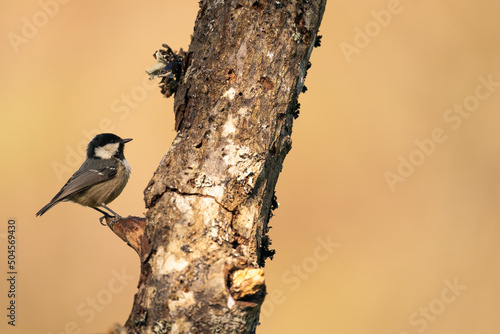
top-left (99, 214), bottom-right (118, 226)
top-left (99, 215), bottom-right (108, 225)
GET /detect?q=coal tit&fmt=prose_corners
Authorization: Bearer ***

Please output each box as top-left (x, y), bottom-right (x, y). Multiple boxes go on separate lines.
top-left (36, 133), bottom-right (132, 222)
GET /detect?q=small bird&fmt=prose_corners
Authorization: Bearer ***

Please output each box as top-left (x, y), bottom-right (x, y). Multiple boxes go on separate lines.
top-left (36, 133), bottom-right (132, 223)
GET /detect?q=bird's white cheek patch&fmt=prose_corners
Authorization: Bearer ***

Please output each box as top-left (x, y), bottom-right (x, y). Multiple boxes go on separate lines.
top-left (94, 143), bottom-right (119, 159)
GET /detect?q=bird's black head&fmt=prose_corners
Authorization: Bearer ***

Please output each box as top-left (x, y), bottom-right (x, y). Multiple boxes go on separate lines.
top-left (87, 133), bottom-right (133, 160)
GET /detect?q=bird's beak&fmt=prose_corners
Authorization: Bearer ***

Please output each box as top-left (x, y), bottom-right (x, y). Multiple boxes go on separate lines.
top-left (122, 138), bottom-right (133, 143)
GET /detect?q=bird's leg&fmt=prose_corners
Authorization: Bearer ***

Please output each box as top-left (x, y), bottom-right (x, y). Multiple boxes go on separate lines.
top-left (100, 204), bottom-right (122, 219)
top-left (92, 207), bottom-right (113, 225)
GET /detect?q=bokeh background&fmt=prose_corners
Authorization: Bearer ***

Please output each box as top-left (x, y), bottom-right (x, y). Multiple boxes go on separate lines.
top-left (1, 1), bottom-right (500, 333)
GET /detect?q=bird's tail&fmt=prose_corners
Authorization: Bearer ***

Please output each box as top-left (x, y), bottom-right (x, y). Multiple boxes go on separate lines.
top-left (36, 201), bottom-right (59, 217)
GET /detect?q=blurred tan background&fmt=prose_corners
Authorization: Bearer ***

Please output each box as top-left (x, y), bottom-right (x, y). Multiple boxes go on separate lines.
top-left (1, 1), bottom-right (500, 333)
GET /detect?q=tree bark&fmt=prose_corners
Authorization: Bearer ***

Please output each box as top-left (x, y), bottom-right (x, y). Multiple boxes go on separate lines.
top-left (119, 1), bottom-right (326, 332)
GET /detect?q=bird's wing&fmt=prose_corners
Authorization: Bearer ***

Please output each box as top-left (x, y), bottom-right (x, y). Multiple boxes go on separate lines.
top-left (36, 159), bottom-right (119, 216)
top-left (48, 159), bottom-right (118, 204)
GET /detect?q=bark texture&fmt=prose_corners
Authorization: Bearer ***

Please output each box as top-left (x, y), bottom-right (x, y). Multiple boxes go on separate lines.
top-left (124, 1), bottom-right (326, 332)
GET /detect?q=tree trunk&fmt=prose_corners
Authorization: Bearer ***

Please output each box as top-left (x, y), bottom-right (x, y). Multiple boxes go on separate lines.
top-left (119, 1), bottom-right (326, 332)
